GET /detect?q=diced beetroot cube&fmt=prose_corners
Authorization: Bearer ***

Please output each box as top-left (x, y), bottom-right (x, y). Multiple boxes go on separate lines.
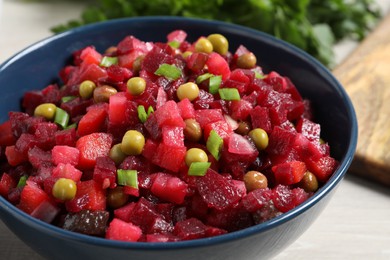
top-left (0, 173), bottom-right (17, 197)
top-left (106, 64), bottom-right (133, 83)
top-left (250, 106), bottom-right (272, 133)
top-left (206, 52), bottom-right (231, 80)
top-left (241, 188), bottom-right (273, 212)
top-left (147, 217), bottom-right (173, 234)
top-left (177, 98), bottom-right (195, 119)
top-left (174, 218), bottom-right (207, 240)
top-left (206, 203), bottom-right (253, 232)
top-left (15, 133), bottom-right (38, 157)
top-left (292, 187), bottom-right (310, 206)
top-left (154, 100), bottom-right (185, 128)
top-left (28, 146), bottom-right (53, 169)
top-left (272, 161), bottom-right (307, 185)
top-left (231, 180), bottom-right (246, 198)
top-left (296, 117), bottom-right (321, 143)
top-left (264, 71), bottom-right (288, 92)
top-left (151, 173), bottom-right (188, 204)
top-left (66, 180), bottom-right (106, 213)
top-left (108, 92), bottom-right (128, 125)
top-left (167, 30), bottom-right (187, 43)
top-left (18, 180), bottom-right (51, 214)
top-left (194, 109), bottom-right (225, 128)
top-left (196, 169), bottom-right (241, 210)
top-left (142, 45), bottom-right (174, 74)
top-left (34, 122), bottom-right (58, 150)
top-left (142, 139), bottom-right (159, 162)
top-left (76, 133), bottom-right (113, 169)
top-left (67, 63), bottom-right (107, 86)
top-left (0, 120), bottom-right (16, 146)
top-left (205, 225), bottom-right (228, 238)
top-left (114, 202), bottom-right (136, 222)
top-left (55, 128), bottom-right (77, 146)
top-left (52, 163), bottom-right (82, 182)
top-left (187, 52), bottom-right (208, 72)
top-left (52, 145), bottom-right (80, 166)
top-left (266, 126), bottom-right (296, 159)
top-left (272, 185), bottom-right (296, 213)
top-left (162, 126), bottom-right (184, 147)
top-left (77, 103), bottom-right (108, 136)
top-left (117, 35), bottom-right (148, 55)
top-left (5, 145), bottom-right (28, 166)
top-left (152, 143), bottom-right (186, 172)
top-left (193, 89), bottom-right (215, 110)
top-left (306, 155), bottom-right (338, 182)
top-left (122, 186), bottom-right (139, 197)
top-left (118, 49), bottom-right (146, 69)
top-left (229, 99), bottom-right (253, 121)
top-left (60, 97), bottom-right (93, 119)
top-left (106, 218), bottom-right (142, 242)
top-left (79, 46), bottom-right (102, 65)
top-left (203, 120), bottom-right (233, 141)
top-left (127, 198), bottom-right (162, 233)
top-left (93, 156), bottom-right (117, 189)
top-left (230, 69), bottom-right (250, 86)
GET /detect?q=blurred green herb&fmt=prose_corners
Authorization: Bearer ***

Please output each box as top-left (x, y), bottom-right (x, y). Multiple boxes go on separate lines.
top-left (51, 0), bottom-right (382, 68)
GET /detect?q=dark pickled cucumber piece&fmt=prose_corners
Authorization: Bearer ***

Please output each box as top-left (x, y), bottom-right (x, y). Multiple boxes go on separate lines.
top-left (63, 210), bottom-right (109, 236)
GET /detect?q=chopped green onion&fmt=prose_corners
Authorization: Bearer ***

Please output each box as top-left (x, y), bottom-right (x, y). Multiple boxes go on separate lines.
top-left (147, 106), bottom-right (154, 116)
top-left (196, 73), bottom-right (213, 84)
top-left (209, 75), bottom-right (222, 94)
top-left (255, 71), bottom-right (266, 79)
top-left (65, 123), bottom-right (77, 129)
top-left (206, 130), bottom-right (223, 160)
top-left (54, 107), bottom-right (70, 128)
top-left (117, 169), bottom-right (138, 189)
top-left (137, 105), bottom-right (148, 123)
top-left (154, 63), bottom-right (182, 80)
top-left (168, 41), bottom-right (180, 49)
top-left (61, 96), bottom-right (76, 103)
top-left (100, 56), bottom-right (118, 67)
top-left (188, 162), bottom-right (211, 176)
top-left (17, 175), bottom-right (27, 188)
top-left (218, 88), bottom-right (240, 101)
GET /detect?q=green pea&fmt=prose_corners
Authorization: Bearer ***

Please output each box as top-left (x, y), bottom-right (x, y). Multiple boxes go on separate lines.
top-left (34, 103), bottom-right (57, 120)
top-left (249, 128), bottom-right (269, 150)
top-left (244, 171), bottom-right (268, 191)
top-left (184, 119), bottom-right (202, 142)
top-left (177, 82), bottom-right (199, 101)
top-left (93, 85), bottom-right (117, 103)
top-left (107, 186), bottom-right (129, 209)
top-left (127, 77), bottom-right (146, 96)
top-left (52, 178), bottom-right (77, 201)
top-left (207, 34), bottom-right (229, 55)
top-left (237, 52), bottom-right (257, 69)
top-left (109, 143), bottom-right (127, 164)
top-left (185, 148), bottom-right (208, 167)
top-left (299, 171), bottom-right (319, 192)
top-left (121, 130), bottom-right (145, 155)
top-left (79, 80), bottom-right (96, 99)
top-left (195, 38), bottom-right (213, 54)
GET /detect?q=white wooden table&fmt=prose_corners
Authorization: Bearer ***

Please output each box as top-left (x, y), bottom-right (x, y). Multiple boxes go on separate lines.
top-left (1, 1), bottom-right (389, 259)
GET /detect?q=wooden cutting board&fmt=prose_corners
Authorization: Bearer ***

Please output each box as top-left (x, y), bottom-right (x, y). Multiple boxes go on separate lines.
top-left (333, 13), bottom-right (390, 187)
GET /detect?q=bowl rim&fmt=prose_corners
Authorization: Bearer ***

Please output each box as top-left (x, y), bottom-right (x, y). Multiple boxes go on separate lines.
top-left (0, 15), bottom-right (358, 250)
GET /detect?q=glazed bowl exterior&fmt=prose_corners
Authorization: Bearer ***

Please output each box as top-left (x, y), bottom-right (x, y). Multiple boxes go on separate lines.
top-left (0, 17), bottom-right (357, 260)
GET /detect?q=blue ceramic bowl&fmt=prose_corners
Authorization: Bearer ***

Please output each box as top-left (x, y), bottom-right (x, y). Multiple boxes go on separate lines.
top-left (0, 17), bottom-right (357, 260)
